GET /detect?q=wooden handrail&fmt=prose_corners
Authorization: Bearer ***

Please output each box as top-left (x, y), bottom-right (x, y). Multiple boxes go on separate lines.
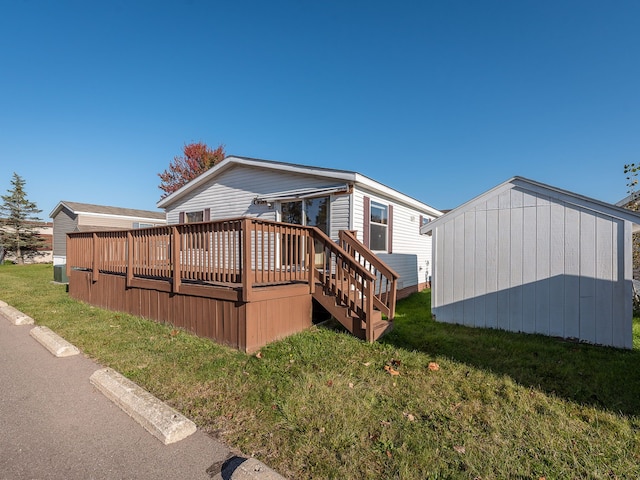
top-left (309, 226), bottom-right (377, 327)
top-left (66, 217), bottom-right (395, 332)
top-left (338, 230), bottom-right (398, 319)
top-left (339, 230), bottom-right (400, 280)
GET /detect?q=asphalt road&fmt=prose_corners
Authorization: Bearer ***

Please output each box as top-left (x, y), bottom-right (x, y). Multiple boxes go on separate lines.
top-left (0, 314), bottom-right (235, 480)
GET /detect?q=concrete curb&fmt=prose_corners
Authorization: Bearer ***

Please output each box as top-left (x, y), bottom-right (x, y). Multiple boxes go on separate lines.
top-left (30, 326), bottom-right (80, 357)
top-left (223, 456), bottom-right (287, 480)
top-left (0, 300), bottom-right (7, 308)
top-left (89, 367), bottom-right (197, 445)
top-left (0, 304), bottom-right (35, 325)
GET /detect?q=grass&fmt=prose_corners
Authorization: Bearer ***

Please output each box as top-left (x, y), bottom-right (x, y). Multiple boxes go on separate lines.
top-left (2, 263), bottom-right (640, 479)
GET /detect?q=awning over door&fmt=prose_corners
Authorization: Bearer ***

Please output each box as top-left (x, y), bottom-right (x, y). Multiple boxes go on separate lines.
top-left (253, 184), bottom-right (350, 204)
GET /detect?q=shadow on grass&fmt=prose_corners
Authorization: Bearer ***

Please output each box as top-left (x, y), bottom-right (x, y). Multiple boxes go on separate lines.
top-left (380, 290), bottom-right (640, 417)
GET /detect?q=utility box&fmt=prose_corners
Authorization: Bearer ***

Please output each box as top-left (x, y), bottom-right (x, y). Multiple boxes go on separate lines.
top-left (54, 265), bottom-right (68, 283)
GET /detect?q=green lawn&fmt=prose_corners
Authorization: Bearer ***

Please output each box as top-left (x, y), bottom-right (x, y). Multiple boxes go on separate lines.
top-left (2, 264), bottom-right (639, 479)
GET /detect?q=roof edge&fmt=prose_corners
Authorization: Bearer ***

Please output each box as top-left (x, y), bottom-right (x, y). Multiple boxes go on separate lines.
top-left (157, 155), bottom-right (443, 215)
top-left (421, 176), bottom-right (640, 235)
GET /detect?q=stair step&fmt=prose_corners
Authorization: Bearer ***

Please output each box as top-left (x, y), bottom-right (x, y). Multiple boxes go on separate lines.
top-left (312, 289), bottom-right (393, 342)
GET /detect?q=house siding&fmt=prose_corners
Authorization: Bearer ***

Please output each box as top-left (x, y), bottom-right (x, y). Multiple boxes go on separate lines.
top-left (165, 164), bottom-right (352, 237)
top-left (329, 193), bottom-right (350, 240)
top-left (354, 187), bottom-right (434, 290)
top-left (430, 183), bottom-right (633, 349)
top-left (77, 214), bottom-right (149, 230)
top-left (52, 207), bottom-right (77, 258)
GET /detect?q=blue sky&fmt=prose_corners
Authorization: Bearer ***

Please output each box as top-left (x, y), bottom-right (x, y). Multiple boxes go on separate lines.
top-left (0, 0), bottom-right (638, 218)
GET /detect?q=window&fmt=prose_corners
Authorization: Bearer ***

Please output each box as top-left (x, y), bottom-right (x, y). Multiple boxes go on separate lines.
top-left (281, 201), bottom-right (303, 225)
top-left (280, 196), bottom-right (329, 234)
top-left (133, 222), bottom-right (155, 229)
top-left (370, 201), bottom-right (388, 251)
top-left (185, 211), bottom-right (204, 223)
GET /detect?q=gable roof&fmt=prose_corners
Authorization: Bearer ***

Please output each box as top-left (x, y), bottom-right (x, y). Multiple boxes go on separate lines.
top-left (49, 201), bottom-right (166, 222)
top-left (156, 155), bottom-right (442, 216)
top-left (421, 176), bottom-right (640, 235)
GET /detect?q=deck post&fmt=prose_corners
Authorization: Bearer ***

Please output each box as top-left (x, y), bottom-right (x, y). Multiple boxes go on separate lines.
top-left (388, 278), bottom-right (397, 319)
top-left (171, 226), bottom-right (181, 293)
top-left (126, 231), bottom-right (133, 288)
top-left (365, 278), bottom-right (374, 343)
top-left (65, 235), bottom-right (71, 279)
top-left (92, 233), bottom-right (99, 282)
top-left (241, 218), bottom-right (252, 302)
top-left (307, 231), bottom-right (315, 294)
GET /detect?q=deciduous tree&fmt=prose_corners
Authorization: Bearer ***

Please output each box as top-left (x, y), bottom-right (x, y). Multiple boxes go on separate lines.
top-left (624, 163), bottom-right (640, 312)
top-left (0, 173), bottom-right (46, 264)
top-left (158, 142), bottom-right (225, 198)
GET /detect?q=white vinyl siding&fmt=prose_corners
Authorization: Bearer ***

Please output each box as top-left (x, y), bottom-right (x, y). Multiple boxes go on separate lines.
top-left (353, 187), bottom-right (434, 290)
top-left (329, 194), bottom-right (350, 240)
top-left (166, 165), bottom-right (351, 237)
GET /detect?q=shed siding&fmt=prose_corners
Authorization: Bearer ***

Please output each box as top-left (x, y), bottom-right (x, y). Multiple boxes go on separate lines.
top-left (52, 207), bottom-right (77, 257)
top-left (431, 185), bottom-right (632, 349)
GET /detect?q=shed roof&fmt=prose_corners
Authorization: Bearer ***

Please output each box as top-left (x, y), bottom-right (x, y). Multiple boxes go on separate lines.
top-left (421, 176), bottom-right (640, 235)
top-left (156, 155), bottom-right (443, 216)
top-left (49, 201), bottom-right (166, 222)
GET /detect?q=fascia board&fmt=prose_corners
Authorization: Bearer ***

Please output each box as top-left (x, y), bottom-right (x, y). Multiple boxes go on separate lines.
top-left (420, 180), bottom-right (515, 235)
top-left (421, 176), bottom-right (640, 235)
top-left (355, 173), bottom-right (443, 217)
top-left (48, 201), bottom-right (66, 219)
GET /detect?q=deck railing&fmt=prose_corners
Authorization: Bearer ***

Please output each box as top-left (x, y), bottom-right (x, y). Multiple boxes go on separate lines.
top-left (67, 217), bottom-right (396, 340)
top-left (338, 230), bottom-right (399, 319)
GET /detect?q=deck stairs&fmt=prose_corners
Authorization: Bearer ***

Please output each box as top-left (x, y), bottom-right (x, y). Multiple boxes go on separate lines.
top-left (312, 285), bottom-right (393, 341)
top-left (310, 229), bottom-right (399, 342)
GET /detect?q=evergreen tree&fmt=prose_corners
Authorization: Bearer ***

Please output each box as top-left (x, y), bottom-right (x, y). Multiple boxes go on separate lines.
top-left (0, 173), bottom-right (46, 264)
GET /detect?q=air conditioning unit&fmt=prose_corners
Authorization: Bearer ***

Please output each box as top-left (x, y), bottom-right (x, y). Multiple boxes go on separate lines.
top-left (54, 265), bottom-right (69, 283)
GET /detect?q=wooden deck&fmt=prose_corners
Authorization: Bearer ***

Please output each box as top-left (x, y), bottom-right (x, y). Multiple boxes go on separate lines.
top-left (66, 218), bottom-right (398, 352)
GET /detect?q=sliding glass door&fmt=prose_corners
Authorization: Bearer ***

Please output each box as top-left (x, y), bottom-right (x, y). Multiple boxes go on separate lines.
top-left (280, 196), bottom-right (330, 267)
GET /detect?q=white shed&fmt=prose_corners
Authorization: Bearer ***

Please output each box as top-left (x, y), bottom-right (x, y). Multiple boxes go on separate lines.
top-left (421, 176), bottom-right (640, 349)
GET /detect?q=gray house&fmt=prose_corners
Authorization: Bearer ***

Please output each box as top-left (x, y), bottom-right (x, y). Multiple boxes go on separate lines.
top-left (421, 176), bottom-right (640, 349)
top-left (49, 201), bottom-right (166, 266)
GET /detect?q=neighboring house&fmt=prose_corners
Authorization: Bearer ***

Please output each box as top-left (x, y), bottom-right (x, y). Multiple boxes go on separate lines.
top-left (157, 156), bottom-right (442, 298)
top-left (49, 201), bottom-right (167, 266)
top-left (421, 176), bottom-right (640, 349)
top-left (0, 220), bottom-right (53, 264)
